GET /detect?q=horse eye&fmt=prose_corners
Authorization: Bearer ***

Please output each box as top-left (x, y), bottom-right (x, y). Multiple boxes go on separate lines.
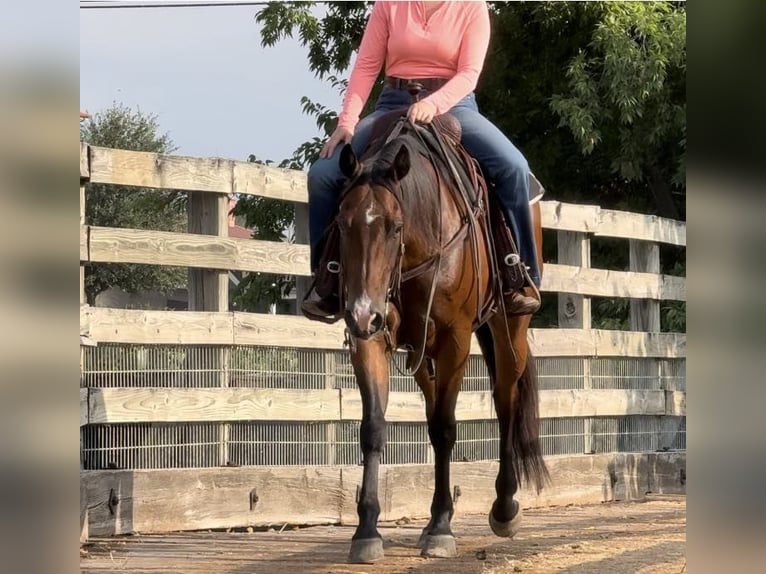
top-left (389, 221), bottom-right (404, 235)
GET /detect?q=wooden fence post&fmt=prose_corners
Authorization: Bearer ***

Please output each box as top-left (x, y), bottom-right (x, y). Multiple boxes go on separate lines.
top-left (629, 241), bottom-right (661, 333)
top-left (188, 192), bottom-right (230, 465)
top-left (557, 230), bottom-right (595, 453)
top-left (294, 203), bottom-right (311, 314)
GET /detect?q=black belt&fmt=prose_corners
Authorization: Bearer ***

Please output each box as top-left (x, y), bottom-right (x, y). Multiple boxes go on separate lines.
top-left (385, 76), bottom-right (449, 92)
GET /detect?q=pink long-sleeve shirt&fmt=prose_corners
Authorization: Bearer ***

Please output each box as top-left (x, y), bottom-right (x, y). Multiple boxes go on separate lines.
top-left (336, 1), bottom-right (491, 132)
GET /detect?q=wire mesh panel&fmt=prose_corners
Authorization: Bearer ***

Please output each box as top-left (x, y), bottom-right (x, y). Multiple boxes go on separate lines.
top-left (591, 358), bottom-right (661, 390)
top-left (660, 416), bottom-right (687, 450)
top-left (82, 344), bottom-right (223, 388)
top-left (659, 359), bottom-right (687, 391)
top-left (81, 423), bottom-right (220, 469)
top-left (229, 346), bottom-right (326, 389)
top-left (536, 358), bottom-right (586, 390)
top-left (590, 416), bottom-right (686, 453)
top-left (540, 418), bottom-right (587, 456)
top-left (453, 420), bottom-right (499, 462)
top-left (228, 422), bottom-right (330, 466)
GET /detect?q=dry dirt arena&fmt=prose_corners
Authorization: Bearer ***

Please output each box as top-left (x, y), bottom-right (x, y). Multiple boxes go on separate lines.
top-left (81, 496), bottom-right (685, 574)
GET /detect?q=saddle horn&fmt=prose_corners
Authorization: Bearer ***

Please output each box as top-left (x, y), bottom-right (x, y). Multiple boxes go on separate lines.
top-left (406, 81), bottom-right (424, 103)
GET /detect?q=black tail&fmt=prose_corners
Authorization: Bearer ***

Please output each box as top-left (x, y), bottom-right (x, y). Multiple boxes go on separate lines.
top-left (513, 353), bottom-right (550, 493)
top-left (476, 324), bottom-right (550, 493)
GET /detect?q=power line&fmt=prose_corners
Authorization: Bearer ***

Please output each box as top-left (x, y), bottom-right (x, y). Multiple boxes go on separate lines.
top-left (80, 1), bottom-right (272, 9)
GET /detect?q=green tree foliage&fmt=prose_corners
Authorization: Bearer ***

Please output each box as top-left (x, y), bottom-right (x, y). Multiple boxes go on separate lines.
top-left (246, 1), bottom-right (685, 328)
top-left (80, 103), bottom-right (187, 304)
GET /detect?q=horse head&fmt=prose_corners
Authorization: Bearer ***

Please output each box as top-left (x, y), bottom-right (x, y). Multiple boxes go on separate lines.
top-left (336, 142), bottom-right (411, 339)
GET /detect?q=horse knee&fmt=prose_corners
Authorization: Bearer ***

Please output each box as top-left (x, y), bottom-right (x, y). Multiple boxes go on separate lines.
top-left (428, 418), bottom-right (457, 451)
top-left (360, 414), bottom-right (387, 455)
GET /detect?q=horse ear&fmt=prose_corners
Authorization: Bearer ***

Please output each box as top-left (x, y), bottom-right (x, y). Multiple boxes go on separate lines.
top-left (391, 144), bottom-right (410, 181)
top-left (339, 144), bottom-right (359, 178)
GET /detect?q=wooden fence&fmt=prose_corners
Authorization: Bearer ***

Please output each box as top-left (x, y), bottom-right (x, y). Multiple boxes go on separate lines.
top-left (79, 143), bottom-right (686, 541)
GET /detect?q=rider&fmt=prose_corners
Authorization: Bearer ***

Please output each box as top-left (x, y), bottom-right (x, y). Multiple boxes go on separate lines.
top-left (302, 1), bottom-right (541, 320)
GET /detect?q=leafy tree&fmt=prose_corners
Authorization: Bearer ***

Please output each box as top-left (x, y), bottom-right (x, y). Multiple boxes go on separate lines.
top-left (80, 103), bottom-right (187, 304)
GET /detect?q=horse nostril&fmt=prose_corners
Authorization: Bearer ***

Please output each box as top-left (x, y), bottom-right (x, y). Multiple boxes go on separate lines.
top-left (370, 312), bottom-right (384, 333)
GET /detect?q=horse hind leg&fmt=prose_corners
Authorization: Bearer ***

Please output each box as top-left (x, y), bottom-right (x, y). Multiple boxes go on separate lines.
top-left (478, 319), bottom-right (549, 539)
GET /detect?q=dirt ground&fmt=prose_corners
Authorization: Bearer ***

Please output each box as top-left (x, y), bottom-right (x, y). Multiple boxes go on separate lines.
top-left (81, 496), bottom-right (686, 573)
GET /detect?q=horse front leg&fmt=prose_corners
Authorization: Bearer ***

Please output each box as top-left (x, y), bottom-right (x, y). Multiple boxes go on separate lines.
top-left (348, 336), bottom-right (390, 564)
top-left (420, 330), bottom-right (472, 558)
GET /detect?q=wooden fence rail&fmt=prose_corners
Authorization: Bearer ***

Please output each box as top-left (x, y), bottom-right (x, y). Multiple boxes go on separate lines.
top-left (81, 387), bottom-right (686, 426)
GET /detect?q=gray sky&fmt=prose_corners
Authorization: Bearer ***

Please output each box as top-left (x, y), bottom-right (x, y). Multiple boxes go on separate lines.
top-left (80, 5), bottom-right (343, 164)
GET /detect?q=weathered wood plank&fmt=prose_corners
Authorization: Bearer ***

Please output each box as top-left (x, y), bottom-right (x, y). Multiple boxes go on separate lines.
top-left (89, 146), bottom-right (235, 194)
top-left (187, 192), bottom-right (230, 314)
top-left (340, 390), bottom-right (494, 422)
top-left (80, 142), bottom-right (90, 179)
top-left (630, 241), bottom-right (661, 332)
top-left (80, 388), bottom-right (89, 427)
top-left (665, 390), bottom-right (686, 416)
top-left (87, 226), bottom-right (311, 276)
top-left (539, 201), bottom-right (686, 246)
top-left (84, 225), bottom-right (684, 300)
top-left (82, 388), bottom-right (683, 424)
top-left (233, 311), bottom-right (345, 349)
top-left (232, 160), bottom-right (308, 203)
top-left (81, 307), bottom-right (686, 357)
top-left (543, 263), bottom-right (686, 301)
top-left (557, 231), bottom-right (591, 329)
top-left (598, 208), bottom-right (686, 247)
top-left (593, 329), bottom-right (685, 358)
top-left (80, 307), bottom-right (235, 345)
top-left (88, 146), bottom-right (308, 202)
top-left (80, 225), bottom-right (89, 262)
top-left (82, 453), bottom-right (685, 534)
top-left (539, 389), bottom-right (666, 418)
top-left (540, 201), bottom-right (600, 233)
top-left (82, 467), bottom-right (345, 536)
top-left (87, 387), bottom-right (341, 424)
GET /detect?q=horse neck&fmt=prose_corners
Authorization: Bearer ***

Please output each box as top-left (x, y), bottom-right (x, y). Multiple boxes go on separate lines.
top-left (398, 152), bottom-right (459, 264)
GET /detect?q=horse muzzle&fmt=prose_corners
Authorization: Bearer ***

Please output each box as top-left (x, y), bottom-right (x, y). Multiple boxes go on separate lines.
top-left (344, 298), bottom-right (385, 340)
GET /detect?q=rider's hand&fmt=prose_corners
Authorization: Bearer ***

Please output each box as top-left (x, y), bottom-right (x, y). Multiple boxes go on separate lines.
top-left (320, 126), bottom-right (354, 159)
top-left (407, 100), bottom-right (437, 124)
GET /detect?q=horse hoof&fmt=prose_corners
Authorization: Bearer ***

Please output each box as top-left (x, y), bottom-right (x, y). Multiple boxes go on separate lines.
top-left (348, 538), bottom-right (384, 564)
top-left (416, 525), bottom-right (430, 549)
top-left (420, 534), bottom-right (457, 558)
top-left (489, 504), bottom-right (523, 538)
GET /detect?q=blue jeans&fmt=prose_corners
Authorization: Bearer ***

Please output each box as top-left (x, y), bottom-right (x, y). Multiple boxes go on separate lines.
top-left (307, 87), bottom-right (541, 286)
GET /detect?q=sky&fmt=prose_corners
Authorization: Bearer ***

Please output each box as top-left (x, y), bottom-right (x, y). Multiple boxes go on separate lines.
top-left (80, 4), bottom-right (344, 164)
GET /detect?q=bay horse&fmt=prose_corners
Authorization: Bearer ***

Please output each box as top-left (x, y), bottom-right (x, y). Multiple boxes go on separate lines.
top-left (334, 111), bottom-right (548, 563)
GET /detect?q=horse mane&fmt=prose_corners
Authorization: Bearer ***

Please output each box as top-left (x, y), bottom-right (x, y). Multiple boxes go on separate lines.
top-left (363, 123), bottom-right (443, 245)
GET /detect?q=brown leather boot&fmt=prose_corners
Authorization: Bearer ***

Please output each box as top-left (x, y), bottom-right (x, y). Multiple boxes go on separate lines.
top-left (503, 286), bottom-right (540, 316)
top-left (301, 286), bottom-right (342, 323)
top-left (301, 226), bottom-right (343, 323)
